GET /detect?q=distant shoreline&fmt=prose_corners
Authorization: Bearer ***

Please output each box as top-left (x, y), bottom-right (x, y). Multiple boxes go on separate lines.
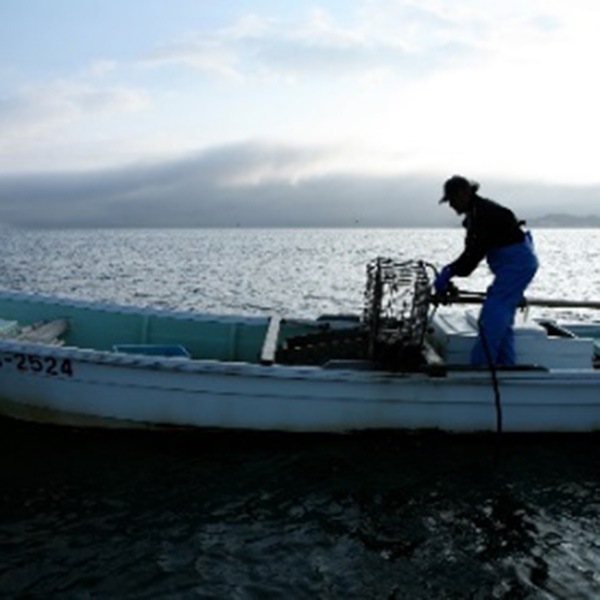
top-left (527, 214), bottom-right (600, 228)
top-left (1, 215), bottom-right (600, 230)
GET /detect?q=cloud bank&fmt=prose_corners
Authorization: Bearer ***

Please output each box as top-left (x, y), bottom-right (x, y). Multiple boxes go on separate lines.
top-left (1, 141), bottom-right (597, 228)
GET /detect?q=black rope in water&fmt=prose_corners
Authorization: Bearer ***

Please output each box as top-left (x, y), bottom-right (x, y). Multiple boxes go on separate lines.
top-left (429, 270), bottom-right (504, 436)
top-left (478, 320), bottom-right (503, 435)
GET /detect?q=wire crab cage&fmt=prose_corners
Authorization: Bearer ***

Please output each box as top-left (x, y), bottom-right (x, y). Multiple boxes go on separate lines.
top-left (363, 257), bottom-right (433, 368)
top-left (277, 257), bottom-right (433, 369)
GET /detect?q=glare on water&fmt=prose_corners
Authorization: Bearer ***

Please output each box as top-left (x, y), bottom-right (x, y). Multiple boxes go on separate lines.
top-left (1, 227), bottom-right (599, 321)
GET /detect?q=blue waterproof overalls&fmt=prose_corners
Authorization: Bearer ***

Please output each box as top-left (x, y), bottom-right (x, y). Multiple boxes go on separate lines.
top-left (470, 232), bottom-right (538, 366)
top-left (441, 195), bottom-right (539, 367)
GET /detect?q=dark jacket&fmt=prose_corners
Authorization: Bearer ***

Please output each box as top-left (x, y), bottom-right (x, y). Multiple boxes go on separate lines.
top-left (450, 195), bottom-right (525, 277)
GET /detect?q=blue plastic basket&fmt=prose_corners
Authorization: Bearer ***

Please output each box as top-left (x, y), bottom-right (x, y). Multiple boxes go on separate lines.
top-left (113, 344), bottom-right (191, 358)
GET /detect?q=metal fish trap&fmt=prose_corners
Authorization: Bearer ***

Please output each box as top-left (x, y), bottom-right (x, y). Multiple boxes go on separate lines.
top-left (363, 257), bottom-right (432, 367)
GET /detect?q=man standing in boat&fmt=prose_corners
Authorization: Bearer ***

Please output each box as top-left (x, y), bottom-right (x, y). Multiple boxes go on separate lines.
top-left (434, 175), bottom-right (539, 366)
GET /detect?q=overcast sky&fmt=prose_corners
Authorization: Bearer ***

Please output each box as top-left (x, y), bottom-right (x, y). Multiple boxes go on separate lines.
top-left (1, 0), bottom-right (599, 227)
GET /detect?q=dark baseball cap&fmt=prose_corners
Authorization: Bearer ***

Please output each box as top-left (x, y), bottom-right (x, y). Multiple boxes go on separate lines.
top-left (439, 175), bottom-right (474, 203)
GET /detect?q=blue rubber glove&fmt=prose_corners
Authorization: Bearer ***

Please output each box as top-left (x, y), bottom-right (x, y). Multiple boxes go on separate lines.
top-left (434, 265), bottom-right (453, 295)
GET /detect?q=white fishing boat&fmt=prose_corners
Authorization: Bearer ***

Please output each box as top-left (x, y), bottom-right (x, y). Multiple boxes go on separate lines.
top-left (0, 259), bottom-right (598, 433)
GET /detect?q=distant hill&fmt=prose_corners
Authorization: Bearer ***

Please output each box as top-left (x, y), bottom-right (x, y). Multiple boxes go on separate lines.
top-left (528, 213), bottom-right (600, 227)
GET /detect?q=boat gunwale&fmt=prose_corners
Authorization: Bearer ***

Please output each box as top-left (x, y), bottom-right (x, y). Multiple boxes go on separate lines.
top-left (0, 289), bottom-right (599, 384)
top-left (1, 337), bottom-right (599, 386)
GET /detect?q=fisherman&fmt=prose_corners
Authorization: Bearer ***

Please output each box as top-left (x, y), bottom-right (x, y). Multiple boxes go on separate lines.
top-left (435, 175), bottom-right (539, 366)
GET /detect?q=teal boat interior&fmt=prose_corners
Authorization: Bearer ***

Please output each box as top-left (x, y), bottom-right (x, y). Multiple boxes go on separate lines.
top-left (1, 290), bottom-right (599, 372)
top-left (0, 292), bottom-right (364, 365)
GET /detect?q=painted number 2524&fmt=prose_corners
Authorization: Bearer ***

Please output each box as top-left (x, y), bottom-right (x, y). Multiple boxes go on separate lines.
top-left (9, 353), bottom-right (74, 377)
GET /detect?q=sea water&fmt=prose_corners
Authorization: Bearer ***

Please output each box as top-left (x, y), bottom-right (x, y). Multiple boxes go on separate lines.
top-left (0, 227), bottom-right (598, 598)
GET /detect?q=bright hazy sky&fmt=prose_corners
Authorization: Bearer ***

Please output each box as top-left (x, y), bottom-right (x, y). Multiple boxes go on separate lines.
top-left (1, 0), bottom-right (599, 226)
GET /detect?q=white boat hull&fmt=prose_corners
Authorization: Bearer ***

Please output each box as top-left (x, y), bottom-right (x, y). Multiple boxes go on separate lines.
top-left (0, 341), bottom-right (598, 433)
top-left (0, 290), bottom-right (598, 433)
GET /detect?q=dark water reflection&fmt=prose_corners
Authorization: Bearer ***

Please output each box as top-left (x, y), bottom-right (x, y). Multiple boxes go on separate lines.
top-left (1, 420), bottom-right (598, 599)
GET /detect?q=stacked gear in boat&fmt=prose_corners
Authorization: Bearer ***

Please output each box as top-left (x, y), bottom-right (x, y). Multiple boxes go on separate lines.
top-left (0, 317), bottom-right (68, 345)
top-left (277, 258), bottom-right (432, 369)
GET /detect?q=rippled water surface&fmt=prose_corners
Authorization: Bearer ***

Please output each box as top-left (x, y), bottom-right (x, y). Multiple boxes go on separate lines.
top-left (1, 227), bottom-right (599, 319)
top-left (0, 228), bottom-right (599, 598)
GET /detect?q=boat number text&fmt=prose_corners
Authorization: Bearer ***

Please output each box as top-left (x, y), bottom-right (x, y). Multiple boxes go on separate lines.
top-left (0, 353), bottom-right (74, 377)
